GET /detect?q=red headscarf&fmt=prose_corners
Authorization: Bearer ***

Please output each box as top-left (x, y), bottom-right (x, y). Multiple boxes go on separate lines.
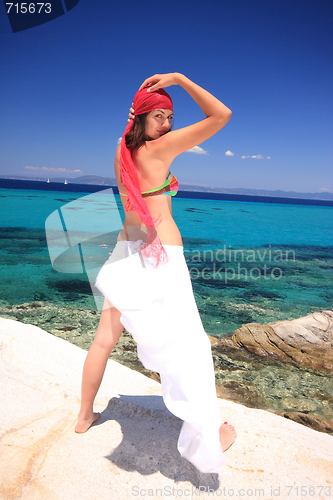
top-left (119, 85), bottom-right (173, 267)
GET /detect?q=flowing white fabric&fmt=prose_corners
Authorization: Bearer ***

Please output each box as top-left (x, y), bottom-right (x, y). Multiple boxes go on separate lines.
top-left (95, 240), bottom-right (224, 473)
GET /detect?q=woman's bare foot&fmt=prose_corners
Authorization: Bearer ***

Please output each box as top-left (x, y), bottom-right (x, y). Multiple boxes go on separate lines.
top-left (75, 412), bottom-right (101, 433)
top-left (219, 422), bottom-right (237, 452)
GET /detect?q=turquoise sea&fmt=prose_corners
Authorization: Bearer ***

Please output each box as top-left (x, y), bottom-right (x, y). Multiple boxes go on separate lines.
top-left (1, 184), bottom-right (332, 335)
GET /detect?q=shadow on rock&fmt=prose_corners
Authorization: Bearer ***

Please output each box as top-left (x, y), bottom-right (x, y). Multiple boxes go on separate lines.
top-left (100, 395), bottom-right (220, 490)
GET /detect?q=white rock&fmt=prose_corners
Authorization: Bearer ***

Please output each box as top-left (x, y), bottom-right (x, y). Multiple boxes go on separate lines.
top-left (0, 317), bottom-right (332, 500)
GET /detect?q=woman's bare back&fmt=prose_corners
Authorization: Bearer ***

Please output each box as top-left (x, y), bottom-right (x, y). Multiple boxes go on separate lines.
top-left (114, 143), bottom-right (182, 245)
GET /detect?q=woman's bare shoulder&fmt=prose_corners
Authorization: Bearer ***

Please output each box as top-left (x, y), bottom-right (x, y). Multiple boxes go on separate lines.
top-left (114, 144), bottom-right (121, 180)
top-left (115, 143), bottom-right (121, 161)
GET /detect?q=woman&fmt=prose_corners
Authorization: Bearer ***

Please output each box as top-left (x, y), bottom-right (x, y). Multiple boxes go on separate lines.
top-left (75, 73), bottom-right (236, 473)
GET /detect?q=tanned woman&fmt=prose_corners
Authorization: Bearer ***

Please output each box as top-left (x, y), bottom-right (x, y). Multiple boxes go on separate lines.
top-left (75, 73), bottom-right (236, 473)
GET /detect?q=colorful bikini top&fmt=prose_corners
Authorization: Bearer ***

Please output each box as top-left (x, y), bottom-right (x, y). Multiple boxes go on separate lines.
top-left (119, 171), bottom-right (179, 199)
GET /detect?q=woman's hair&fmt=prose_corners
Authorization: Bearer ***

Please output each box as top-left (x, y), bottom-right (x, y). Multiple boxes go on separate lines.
top-left (125, 113), bottom-right (148, 150)
top-left (125, 112), bottom-right (173, 150)
top-left (120, 86), bottom-right (174, 267)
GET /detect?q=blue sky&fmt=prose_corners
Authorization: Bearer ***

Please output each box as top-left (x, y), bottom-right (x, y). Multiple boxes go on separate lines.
top-left (1, 0), bottom-right (332, 192)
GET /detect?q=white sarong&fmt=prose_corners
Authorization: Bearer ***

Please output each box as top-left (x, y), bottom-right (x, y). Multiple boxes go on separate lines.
top-left (95, 240), bottom-right (224, 473)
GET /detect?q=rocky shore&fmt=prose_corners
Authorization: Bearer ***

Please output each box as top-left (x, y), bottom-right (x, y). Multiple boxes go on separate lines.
top-left (232, 310), bottom-right (333, 371)
top-left (1, 302), bottom-right (332, 435)
top-left (211, 309), bottom-right (333, 434)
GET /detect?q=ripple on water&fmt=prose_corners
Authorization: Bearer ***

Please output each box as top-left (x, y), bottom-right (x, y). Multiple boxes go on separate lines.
top-left (0, 226), bottom-right (332, 334)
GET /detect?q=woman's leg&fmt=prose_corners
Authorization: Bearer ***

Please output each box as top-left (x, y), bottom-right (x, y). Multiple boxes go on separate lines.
top-left (75, 299), bottom-right (124, 433)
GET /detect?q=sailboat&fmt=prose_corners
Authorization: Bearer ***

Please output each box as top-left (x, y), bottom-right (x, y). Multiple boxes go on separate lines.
top-left (64, 179), bottom-right (68, 185)
top-left (47, 178), bottom-right (50, 183)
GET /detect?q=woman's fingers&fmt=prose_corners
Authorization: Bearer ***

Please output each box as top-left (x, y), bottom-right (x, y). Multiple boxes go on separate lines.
top-left (138, 73), bottom-right (179, 94)
top-left (138, 75), bottom-right (160, 91)
top-left (147, 82), bottom-right (162, 92)
top-left (138, 73), bottom-right (176, 91)
top-left (127, 106), bottom-right (135, 123)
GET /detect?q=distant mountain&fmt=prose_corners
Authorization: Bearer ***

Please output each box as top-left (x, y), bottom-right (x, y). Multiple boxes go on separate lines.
top-left (179, 183), bottom-right (333, 201)
top-left (56, 175), bottom-right (117, 185)
top-left (1, 174), bottom-right (332, 201)
top-left (0, 174), bottom-right (117, 185)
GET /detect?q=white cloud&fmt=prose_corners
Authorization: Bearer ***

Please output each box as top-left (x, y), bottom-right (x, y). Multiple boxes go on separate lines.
top-left (225, 150), bottom-right (234, 156)
top-left (24, 166), bottom-right (83, 173)
top-left (241, 154), bottom-right (271, 160)
top-left (186, 146), bottom-right (208, 155)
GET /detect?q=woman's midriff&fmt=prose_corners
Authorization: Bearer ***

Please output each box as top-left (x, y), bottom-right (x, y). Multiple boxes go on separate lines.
top-left (117, 194), bottom-right (183, 246)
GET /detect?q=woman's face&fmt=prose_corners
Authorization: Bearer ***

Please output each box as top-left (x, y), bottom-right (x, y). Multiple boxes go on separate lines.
top-left (145, 108), bottom-right (173, 140)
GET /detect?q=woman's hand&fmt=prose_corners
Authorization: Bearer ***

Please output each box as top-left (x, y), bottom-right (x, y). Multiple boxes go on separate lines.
top-left (139, 73), bottom-right (180, 92)
top-left (127, 105), bottom-right (135, 123)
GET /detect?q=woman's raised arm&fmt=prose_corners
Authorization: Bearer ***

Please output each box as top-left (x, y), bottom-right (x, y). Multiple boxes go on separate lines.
top-left (140, 73), bottom-right (232, 160)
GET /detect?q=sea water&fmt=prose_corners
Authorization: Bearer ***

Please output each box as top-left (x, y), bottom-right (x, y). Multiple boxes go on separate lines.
top-left (1, 186), bottom-right (332, 335)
